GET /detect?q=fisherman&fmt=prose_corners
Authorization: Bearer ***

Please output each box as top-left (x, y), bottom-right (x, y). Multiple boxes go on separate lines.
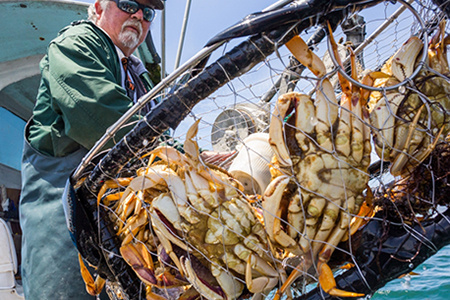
top-left (19, 0), bottom-right (164, 298)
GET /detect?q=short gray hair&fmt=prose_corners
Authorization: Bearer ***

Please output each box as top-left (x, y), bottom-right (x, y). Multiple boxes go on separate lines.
top-left (87, 0), bottom-right (109, 22)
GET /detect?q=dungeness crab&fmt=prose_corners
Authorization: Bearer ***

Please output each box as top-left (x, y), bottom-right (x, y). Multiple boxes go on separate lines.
top-left (369, 20), bottom-right (450, 176)
top-left (264, 29), bottom-right (372, 298)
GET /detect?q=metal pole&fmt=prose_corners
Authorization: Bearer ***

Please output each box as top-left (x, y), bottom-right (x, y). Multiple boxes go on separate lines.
top-left (262, 0), bottom-right (295, 12)
top-left (161, 1), bottom-right (166, 79)
top-left (348, 0), bottom-right (414, 63)
top-left (174, 0), bottom-right (192, 70)
top-left (342, 14), bottom-right (366, 70)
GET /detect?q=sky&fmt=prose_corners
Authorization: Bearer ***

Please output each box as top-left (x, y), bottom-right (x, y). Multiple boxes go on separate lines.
top-left (152, 0), bottom-right (277, 73)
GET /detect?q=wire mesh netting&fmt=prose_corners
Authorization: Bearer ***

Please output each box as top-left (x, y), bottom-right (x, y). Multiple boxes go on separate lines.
top-left (67, 0), bottom-right (450, 299)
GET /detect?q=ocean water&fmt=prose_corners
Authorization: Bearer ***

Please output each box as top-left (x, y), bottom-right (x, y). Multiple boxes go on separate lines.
top-left (371, 244), bottom-right (450, 300)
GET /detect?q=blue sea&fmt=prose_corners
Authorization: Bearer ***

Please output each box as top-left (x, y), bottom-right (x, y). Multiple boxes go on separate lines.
top-left (371, 244), bottom-right (450, 300)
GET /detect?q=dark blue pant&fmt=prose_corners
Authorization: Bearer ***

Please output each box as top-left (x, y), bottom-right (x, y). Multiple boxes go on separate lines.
top-left (19, 135), bottom-right (92, 299)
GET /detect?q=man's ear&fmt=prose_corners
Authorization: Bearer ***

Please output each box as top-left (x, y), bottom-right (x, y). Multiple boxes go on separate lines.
top-left (94, 1), bottom-right (104, 18)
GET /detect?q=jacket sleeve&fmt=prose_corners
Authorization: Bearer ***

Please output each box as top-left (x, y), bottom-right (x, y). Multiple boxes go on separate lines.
top-left (45, 29), bottom-right (141, 151)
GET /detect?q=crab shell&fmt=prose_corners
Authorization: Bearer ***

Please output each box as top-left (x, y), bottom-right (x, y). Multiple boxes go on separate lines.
top-left (263, 32), bottom-right (371, 298)
top-left (369, 22), bottom-right (450, 176)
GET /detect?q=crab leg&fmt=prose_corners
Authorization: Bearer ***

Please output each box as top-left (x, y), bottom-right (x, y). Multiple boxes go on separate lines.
top-left (78, 253), bottom-right (106, 296)
top-left (347, 48), bottom-right (366, 164)
top-left (119, 207), bottom-right (149, 245)
top-left (97, 177), bottom-right (133, 207)
top-left (343, 187), bottom-right (375, 241)
top-left (274, 252), bottom-right (313, 300)
top-left (328, 22), bottom-right (369, 165)
top-left (286, 193), bottom-right (306, 241)
top-left (245, 254), bottom-right (281, 294)
top-left (390, 105), bottom-right (445, 176)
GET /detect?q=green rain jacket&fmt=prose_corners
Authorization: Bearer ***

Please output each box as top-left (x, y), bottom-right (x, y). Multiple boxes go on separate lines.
top-left (27, 20), bottom-right (153, 157)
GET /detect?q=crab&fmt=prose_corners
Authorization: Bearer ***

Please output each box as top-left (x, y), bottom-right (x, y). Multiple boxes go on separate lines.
top-left (369, 20), bottom-right (450, 176)
top-left (107, 120), bottom-right (284, 300)
top-left (263, 28), bottom-right (372, 298)
top-left (76, 166), bottom-right (191, 299)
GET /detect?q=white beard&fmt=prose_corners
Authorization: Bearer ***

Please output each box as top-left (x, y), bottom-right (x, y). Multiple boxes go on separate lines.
top-left (119, 20), bottom-right (143, 49)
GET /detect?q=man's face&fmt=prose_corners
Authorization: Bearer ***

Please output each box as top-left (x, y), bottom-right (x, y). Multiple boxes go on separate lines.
top-left (95, 1), bottom-right (151, 56)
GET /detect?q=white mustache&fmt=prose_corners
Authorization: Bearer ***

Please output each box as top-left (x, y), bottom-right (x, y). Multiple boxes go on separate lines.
top-left (122, 19), bottom-right (142, 37)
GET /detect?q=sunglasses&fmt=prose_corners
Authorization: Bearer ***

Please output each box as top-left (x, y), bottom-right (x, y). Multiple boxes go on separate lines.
top-left (111, 0), bottom-right (156, 22)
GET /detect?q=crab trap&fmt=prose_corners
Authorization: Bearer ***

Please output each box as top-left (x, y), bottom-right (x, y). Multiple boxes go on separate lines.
top-left (63, 0), bottom-right (450, 299)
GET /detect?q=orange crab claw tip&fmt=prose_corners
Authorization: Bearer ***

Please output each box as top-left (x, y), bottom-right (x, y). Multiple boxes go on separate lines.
top-left (326, 287), bottom-right (366, 298)
top-left (398, 271), bottom-right (420, 279)
top-left (319, 262), bottom-right (365, 298)
top-left (339, 263), bottom-right (355, 270)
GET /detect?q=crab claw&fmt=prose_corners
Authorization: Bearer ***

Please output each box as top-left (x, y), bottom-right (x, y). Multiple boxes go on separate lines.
top-left (120, 243), bottom-right (159, 286)
top-left (269, 94), bottom-right (295, 167)
top-left (78, 253), bottom-right (106, 296)
top-left (180, 256), bottom-right (237, 300)
top-left (262, 175), bottom-right (300, 252)
top-left (150, 194), bottom-right (187, 274)
top-left (285, 35), bottom-right (338, 152)
top-left (390, 36), bottom-right (423, 81)
top-left (318, 261), bottom-right (365, 297)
